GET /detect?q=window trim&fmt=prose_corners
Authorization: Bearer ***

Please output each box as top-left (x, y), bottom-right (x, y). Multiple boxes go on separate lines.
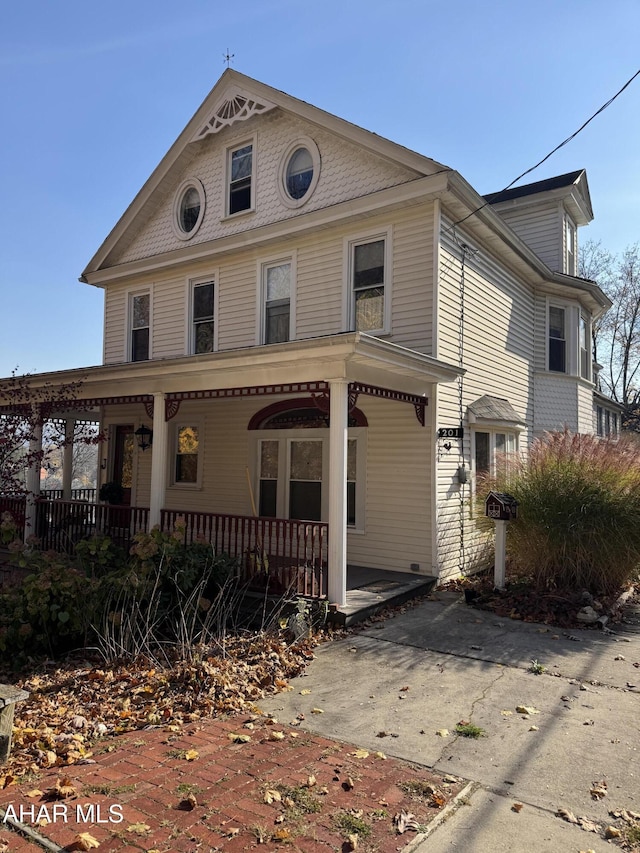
top-left (172, 178), bottom-right (206, 241)
top-left (256, 253), bottom-right (296, 345)
top-left (565, 214), bottom-right (577, 276)
top-left (186, 274), bottom-right (219, 355)
top-left (127, 288), bottom-right (152, 362)
top-left (471, 427), bottom-right (519, 485)
top-left (169, 420), bottom-right (204, 490)
top-left (343, 227), bottom-right (392, 335)
top-left (224, 136), bottom-right (256, 219)
top-left (277, 137), bottom-right (321, 209)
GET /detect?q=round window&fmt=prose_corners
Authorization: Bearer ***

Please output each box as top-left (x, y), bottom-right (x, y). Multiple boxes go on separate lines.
top-left (286, 147), bottom-right (314, 200)
top-left (179, 187), bottom-right (201, 233)
top-left (172, 178), bottom-right (206, 240)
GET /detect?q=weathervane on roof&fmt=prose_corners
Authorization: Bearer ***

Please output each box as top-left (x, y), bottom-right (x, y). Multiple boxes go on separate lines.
top-left (223, 49), bottom-right (235, 69)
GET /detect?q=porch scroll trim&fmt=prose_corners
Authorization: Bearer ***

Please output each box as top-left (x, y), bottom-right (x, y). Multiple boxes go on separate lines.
top-left (350, 383), bottom-right (427, 426)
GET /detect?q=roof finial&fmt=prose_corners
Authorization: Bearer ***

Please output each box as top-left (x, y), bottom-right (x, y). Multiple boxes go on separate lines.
top-left (223, 49), bottom-right (235, 69)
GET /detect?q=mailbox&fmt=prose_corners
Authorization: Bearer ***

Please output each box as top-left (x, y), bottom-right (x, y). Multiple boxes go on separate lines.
top-left (485, 491), bottom-right (518, 521)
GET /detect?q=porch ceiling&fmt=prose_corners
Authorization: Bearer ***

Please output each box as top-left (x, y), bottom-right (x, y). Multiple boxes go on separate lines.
top-left (0, 334), bottom-right (462, 413)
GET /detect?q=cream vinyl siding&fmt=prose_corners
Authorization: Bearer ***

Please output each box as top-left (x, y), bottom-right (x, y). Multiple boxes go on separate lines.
top-left (435, 224), bottom-right (535, 577)
top-left (109, 110), bottom-right (422, 268)
top-left (346, 395), bottom-right (433, 574)
top-left (533, 374), bottom-right (580, 434)
top-left (533, 293), bottom-right (548, 371)
top-left (491, 200), bottom-right (562, 271)
top-left (577, 382), bottom-right (594, 434)
top-left (389, 204), bottom-right (435, 352)
top-left (153, 276), bottom-right (187, 358)
top-left (104, 287), bottom-right (127, 364)
top-left (295, 233), bottom-right (343, 339)
top-left (218, 256), bottom-right (258, 350)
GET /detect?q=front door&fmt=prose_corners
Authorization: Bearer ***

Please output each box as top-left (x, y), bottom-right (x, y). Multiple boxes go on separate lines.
top-left (113, 425), bottom-right (134, 506)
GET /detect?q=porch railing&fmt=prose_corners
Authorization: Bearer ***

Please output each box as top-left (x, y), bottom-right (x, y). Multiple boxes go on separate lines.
top-left (41, 488), bottom-right (97, 502)
top-left (0, 495), bottom-right (26, 542)
top-left (161, 509), bottom-right (328, 598)
top-left (35, 499), bottom-right (149, 553)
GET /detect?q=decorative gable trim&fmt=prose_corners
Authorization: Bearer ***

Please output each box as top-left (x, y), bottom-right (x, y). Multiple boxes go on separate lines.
top-left (192, 92), bottom-right (276, 141)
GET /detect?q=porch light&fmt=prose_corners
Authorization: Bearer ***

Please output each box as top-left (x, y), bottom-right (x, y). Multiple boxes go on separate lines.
top-left (134, 424), bottom-right (153, 451)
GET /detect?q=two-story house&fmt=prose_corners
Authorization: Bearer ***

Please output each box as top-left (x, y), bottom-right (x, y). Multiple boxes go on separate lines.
top-left (0, 70), bottom-right (614, 606)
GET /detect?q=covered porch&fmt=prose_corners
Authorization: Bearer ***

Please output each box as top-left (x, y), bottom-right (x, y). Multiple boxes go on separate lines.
top-left (1, 333), bottom-right (461, 606)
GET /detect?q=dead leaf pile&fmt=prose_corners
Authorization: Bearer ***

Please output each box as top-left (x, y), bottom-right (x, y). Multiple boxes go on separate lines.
top-left (5, 633), bottom-right (317, 779)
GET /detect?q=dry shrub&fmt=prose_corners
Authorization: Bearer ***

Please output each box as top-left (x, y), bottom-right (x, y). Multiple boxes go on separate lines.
top-left (492, 429), bottom-right (640, 594)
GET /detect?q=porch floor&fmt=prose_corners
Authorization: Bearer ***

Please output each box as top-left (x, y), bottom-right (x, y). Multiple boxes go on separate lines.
top-left (338, 565), bottom-right (437, 627)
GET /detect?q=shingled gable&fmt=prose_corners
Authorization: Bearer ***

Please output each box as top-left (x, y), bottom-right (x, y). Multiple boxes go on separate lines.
top-left (81, 70), bottom-right (450, 279)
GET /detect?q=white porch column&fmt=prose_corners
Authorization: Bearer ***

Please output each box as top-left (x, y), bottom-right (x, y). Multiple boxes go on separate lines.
top-left (24, 415), bottom-right (43, 544)
top-left (62, 419), bottom-right (75, 500)
top-left (328, 379), bottom-right (349, 606)
top-left (148, 392), bottom-right (168, 529)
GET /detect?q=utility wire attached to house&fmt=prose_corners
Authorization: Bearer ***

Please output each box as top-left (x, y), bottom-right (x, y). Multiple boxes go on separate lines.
top-left (444, 66), bottom-right (640, 235)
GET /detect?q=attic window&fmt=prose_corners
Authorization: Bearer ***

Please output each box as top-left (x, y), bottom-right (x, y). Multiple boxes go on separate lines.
top-left (278, 138), bottom-right (320, 208)
top-left (172, 179), bottom-right (206, 240)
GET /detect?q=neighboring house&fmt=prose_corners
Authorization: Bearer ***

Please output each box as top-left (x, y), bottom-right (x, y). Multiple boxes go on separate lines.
top-left (0, 70), bottom-right (616, 604)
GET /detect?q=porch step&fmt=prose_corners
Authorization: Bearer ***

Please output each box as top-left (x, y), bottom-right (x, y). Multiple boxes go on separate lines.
top-left (331, 575), bottom-right (437, 628)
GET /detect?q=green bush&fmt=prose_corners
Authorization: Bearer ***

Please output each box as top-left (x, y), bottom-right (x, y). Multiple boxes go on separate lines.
top-left (486, 430), bottom-right (640, 594)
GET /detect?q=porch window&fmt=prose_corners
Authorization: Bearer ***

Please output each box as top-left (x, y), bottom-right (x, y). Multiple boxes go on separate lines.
top-left (548, 305), bottom-right (566, 373)
top-left (174, 426), bottom-right (200, 485)
top-left (192, 281), bottom-right (215, 354)
top-left (228, 143), bottom-right (253, 215)
top-left (263, 261), bottom-right (291, 344)
top-left (258, 439), bottom-right (278, 517)
top-left (130, 293), bottom-right (150, 362)
top-left (289, 439), bottom-right (322, 521)
top-left (352, 238), bottom-right (386, 333)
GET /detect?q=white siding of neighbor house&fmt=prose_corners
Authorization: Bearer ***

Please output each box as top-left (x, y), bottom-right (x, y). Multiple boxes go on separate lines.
top-left (435, 224), bottom-right (534, 578)
top-left (101, 395), bottom-right (433, 575)
top-left (107, 110), bottom-right (422, 268)
top-left (490, 200), bottom-right (562, 272)
top-left (102, 204), bottom-right (436, 364)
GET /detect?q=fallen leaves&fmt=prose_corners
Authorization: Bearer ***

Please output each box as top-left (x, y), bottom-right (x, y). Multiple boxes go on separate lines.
top-left (515, 705), bottom-right (540, 716)
top-left (590, 779), bottom-right (607, 800)
top-left (64, 832), bottom-right (100, 851)
top-left (557, 808), bottom-right (601, 833)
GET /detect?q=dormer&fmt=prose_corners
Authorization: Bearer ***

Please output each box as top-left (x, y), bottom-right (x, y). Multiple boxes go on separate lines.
top-left (484, 170), bottom-right (593, 275)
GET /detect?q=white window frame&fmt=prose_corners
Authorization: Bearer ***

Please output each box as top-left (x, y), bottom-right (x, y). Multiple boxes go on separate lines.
top-left (579, 310), bottom-right (591, 381)
top-left (172, 178), bottom-right (206, 241)
top-left (547, 299), bottom-right (582, 376)
top-left (471, 427), bottom-right (519, 489)
top-left (250, 428), bottom-right (366, 531)
top-left (186, 274), bottom-right (219, 355)
top-left (169, 419), bottom-right (204, 490)
top-left (127, 288), bottom-right (152, 362)
top-left (256, 254), bottom-right (296, 345)
top-left (277, 137), bottom-right (321, 209)
top-left (343, 228), bottom-right (392, 335)
top-left (224, 136), bottom-right (256, 218)
top-left (565, 214), bottom-right (577, 276)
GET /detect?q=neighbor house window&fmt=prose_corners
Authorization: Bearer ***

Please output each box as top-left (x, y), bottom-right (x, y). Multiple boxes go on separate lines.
top-left (174, 425), bottom-right (200, 485)
top-left (548, 305), bottom-right (566, 373)
top-left (192, 281), bottom-right (214, 354)
top-left (566, 217), bottom-right (577, 275)
top-left (474, 430), bottom-right (518, 478)
top-left (351, 237), bottom-right (386, 332)
top-left (130, 292), bottom-right (150, 362)
top-left (263, 260), bottom-right (291, 344)
top-left (228, 143), bottom-right (253, 215)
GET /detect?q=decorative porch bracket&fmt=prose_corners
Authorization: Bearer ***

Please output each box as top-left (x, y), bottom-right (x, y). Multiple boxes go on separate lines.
top-left (349, 383), bottom-right (427, 426)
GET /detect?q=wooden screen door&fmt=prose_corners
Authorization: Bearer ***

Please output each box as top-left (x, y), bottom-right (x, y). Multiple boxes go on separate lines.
top-left (113, 425), bottom-right (134, 506)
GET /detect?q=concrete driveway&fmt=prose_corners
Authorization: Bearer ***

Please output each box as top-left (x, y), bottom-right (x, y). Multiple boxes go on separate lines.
top-left (260, 590), bottom-right (640, 852)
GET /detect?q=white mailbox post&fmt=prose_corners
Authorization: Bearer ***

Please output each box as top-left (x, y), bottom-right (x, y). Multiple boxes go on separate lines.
top-left (484, 491), bottom-right (518, 590)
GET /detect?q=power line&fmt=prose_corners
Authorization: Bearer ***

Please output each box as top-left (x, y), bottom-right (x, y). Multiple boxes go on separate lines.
top-left (446, 67), bottom-right (640, 234)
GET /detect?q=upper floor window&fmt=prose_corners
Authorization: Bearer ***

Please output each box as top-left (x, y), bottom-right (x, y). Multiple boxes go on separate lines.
top-left (579, 312), bottom-right (590, 380)
top-left (130, 292), bottom-right (150, 362)
top-left (262, 260), bottom-right (292, 344)
top-left (548, 305), bottom-right (566, 373)
top-left (278, 137), bottom-right (321, 208)
top-left (228, 143), bottom-right (253, 215)
top-left (192, 281), bottom-right (214, 354)
top-left (172, 178), bottom-right (206, 240)
top-left (565, 216), bottom-right (577, 275)
top-left (348, 233), bottom-right (390, 334)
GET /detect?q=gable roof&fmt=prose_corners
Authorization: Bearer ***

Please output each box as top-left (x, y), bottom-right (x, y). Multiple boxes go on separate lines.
top-left (483, 169), bottom-right (593, 225)
top-left (81, 70), bottom-right (450, 279)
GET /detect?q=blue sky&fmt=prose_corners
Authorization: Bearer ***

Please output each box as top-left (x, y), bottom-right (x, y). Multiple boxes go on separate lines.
top-left (1, 0), bottom-right (639, 377)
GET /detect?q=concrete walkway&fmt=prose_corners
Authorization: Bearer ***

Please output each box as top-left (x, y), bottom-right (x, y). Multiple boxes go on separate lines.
top-left (261, 590), bottom-right (640, 852)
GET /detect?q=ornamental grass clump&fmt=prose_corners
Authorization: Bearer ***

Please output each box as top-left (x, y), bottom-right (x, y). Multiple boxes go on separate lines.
top-left (491, 430), bottom-right (640, 594)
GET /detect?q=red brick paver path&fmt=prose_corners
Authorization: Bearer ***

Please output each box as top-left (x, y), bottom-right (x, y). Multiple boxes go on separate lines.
top-left (0, 717), bottom-right (465, 852)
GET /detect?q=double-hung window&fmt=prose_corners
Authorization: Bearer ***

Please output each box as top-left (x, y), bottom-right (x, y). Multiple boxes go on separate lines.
top-left (192, 281), bottom-right (215, 354)
top-left (579, 312), bottom-right (590, 380)
top-left (474, 430), bottom-right (518, 479)
top-left (228, 143), bottom-right (253, 215)
top-left (566, 217), bottom-right (577, 275)
top-left (548, 305), bottom-right (566, 373)
top-left (351, 237), bottom-right (386, 333)
top-left (173, 425), bottom-right (200, 486)
top-left (263, 260), bottom-right (291, 344)
top-left (130, 292), bottom-right (150, 362)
